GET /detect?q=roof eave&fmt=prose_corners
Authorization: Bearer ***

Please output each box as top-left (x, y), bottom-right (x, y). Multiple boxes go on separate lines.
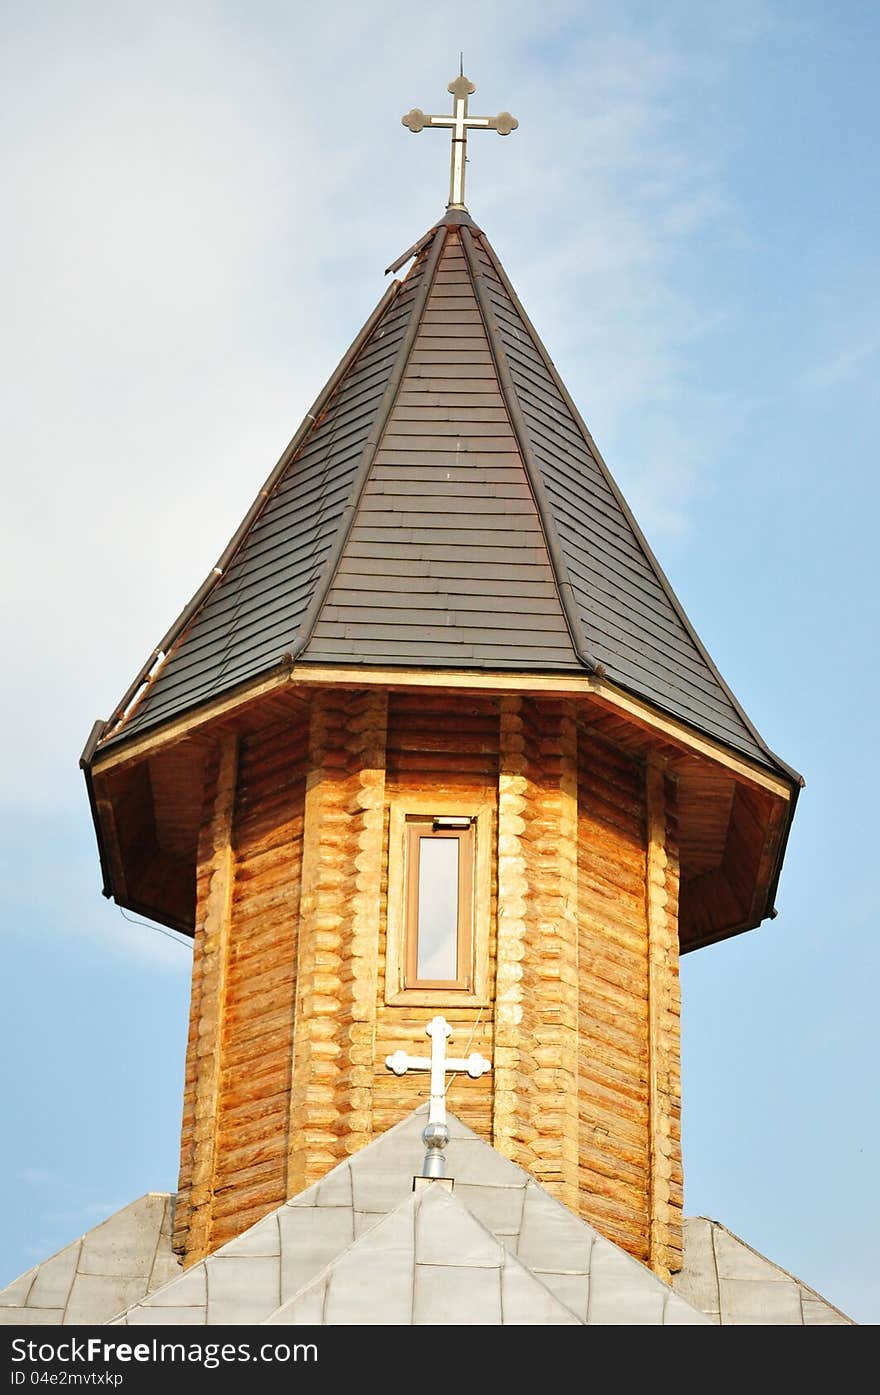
top-left (80, 718), bottom-right (114, 903)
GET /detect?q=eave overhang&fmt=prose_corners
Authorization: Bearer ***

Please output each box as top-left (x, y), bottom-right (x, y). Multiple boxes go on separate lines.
top-left (83, 661), bottom-right (800, 952)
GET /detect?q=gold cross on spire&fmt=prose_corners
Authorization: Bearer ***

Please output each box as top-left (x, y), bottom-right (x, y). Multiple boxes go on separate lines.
top-left (402, 72), bottom-right (518, 210)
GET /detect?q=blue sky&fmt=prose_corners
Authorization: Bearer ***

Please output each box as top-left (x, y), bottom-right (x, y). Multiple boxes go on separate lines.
top-left (1, 1), bottom-right (877, 1322)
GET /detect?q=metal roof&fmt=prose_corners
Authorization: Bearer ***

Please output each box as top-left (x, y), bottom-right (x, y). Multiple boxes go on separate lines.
top-left (97, 210), bottom-right (787, 774)
top-left (2, 1109), bottom-right (851, 1325)
top-left (112, 1107), bottom-right (709, 1326)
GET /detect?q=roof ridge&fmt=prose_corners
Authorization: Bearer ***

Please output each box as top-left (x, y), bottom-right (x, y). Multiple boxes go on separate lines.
top-left (459, 224), bottom-right (602, 675)
top-left (694, 1217), bottom-right (855, 1323)
top-left (262, 1182), bottom-right (586, 1326)
top-left (289, 224), bottom-right (449, 661)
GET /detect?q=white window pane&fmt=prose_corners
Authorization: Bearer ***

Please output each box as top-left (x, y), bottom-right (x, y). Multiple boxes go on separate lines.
top-left (417, 837), bottom-right (459, 980)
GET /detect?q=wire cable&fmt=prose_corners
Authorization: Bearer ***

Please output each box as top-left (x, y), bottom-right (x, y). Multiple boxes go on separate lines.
top-left (119, 906), bottom-right (191, 949)
top-left (446, 1003), bottom-right (486, 1098)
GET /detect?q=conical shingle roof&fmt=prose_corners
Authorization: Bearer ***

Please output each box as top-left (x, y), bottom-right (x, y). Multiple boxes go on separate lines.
top-left (99, 210), bottom-right (783, 773)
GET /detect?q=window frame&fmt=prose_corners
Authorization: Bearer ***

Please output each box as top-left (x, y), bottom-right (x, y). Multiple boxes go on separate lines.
top-left (385, 795), bottom-right (492, 1007)
top-left (403, 820), bottom-right (474, 991)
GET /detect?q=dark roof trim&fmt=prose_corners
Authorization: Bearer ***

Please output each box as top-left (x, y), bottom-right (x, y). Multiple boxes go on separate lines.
top-left (479, 232), bottom-right (803, 788)
top-left (762, 776), bottom-right (801, 924)
top-left (293, 225), bottom-right (449, 661)
top-left (385, 230), bottom-right (435, 277)
top-left (460, 225), bottom-right (602, 676)
top-left (98, 278), bottom-right (404, 746)
top-left (79, 719), bottom-right (113, 901)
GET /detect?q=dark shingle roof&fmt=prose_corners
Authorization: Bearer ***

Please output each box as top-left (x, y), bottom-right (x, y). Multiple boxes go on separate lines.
top-left (305, 230), bottom-right (579, 671)
top-left (98, 211), bottom-right (784, 773)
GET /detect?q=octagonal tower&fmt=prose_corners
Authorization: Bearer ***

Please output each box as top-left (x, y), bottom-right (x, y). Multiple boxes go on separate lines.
top-left (82, 205), bottom-right (800, 1282)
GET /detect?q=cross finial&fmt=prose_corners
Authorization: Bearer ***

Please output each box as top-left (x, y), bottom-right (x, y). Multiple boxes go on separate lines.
top-left (402, 73), bottom-right (518, 210)
top-left (386, 1015), bottom-right (492, 1178)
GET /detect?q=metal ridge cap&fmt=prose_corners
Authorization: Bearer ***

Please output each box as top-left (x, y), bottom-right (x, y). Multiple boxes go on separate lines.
top-left (291, 223), bottom-right (450, 661)
top-left (459, 224), bottom-right (601, 676)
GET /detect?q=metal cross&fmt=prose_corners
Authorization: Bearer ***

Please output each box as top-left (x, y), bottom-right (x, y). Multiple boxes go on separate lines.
top-left (402, 73), bottom-right (518, 211)
top-left (386, 1015), bottom-right (491, 1177)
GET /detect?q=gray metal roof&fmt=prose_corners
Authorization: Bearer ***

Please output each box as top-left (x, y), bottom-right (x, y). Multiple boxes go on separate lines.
top-left (0, 1194), bottom-right (180, 1326)
top-left (2, 1112), bottom-right (852, 1325)
top-left (673, 1217), bottom-right (853, 1326)
top-left (111, 1107), bottom-right (707, 1326)
top-left (98, 211), bottom-right (785, 773)
top-left (264, 1186), bottom-right (586, 1326)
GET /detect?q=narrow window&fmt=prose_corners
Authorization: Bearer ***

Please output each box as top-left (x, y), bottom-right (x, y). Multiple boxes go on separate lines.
top-left (403, 818), bottom-right (474, 991)
top-left (385, 799), bottom-right (491, 1007)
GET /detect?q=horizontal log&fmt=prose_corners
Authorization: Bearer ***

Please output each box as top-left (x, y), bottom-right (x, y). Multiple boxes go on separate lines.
top-left (215, 1090), bottom-right (290, 1134)
top-left (218, 1069), bottom-right (293, 1114)
top-left (211, 1172), bottom-right (290, 1220)
top-left (579, 799), bottom-right (645, 843)
top-left (218, 1060), bottom-right (292, 1107)
top-left (579, 921), bottom-right (647, 968)
top-left (580, 1054), bottom-right (649, 1103)
top-left (209, 1202), bottom-right (283, 1250)
top-left (213, 1132), bottom-right (288, 1179)
top-left (579, 1130), bottom-right (649, 1179)
top-left (578, 1163), bottom-right (649, 1215)
top-left (579, 951), bottom-right (649, 1000)
top-left (219, 1003), bottom-right (299, 1047)
top-left (578, 1198), bottom-right (648, 1257)
top-left (224, 958), bottom-right (295, 1004)
top-left (233, 834), bottom-right (304, 877)
top-left (577, 1010), bottom-right (645, 1057)
top-left (578, 912), bottom-right (647, 957)
top-left (579, 1083), bottom-right (649, 1127)
top-left (577, 1040), bottom-right (647, 1092)
top-left (226, 933), bottom-right (298, 981)
top-left (579, 975), bottom-right (648, 1022)
top-left (235, 781), bottom-right (306, 827)
top-left (223, 980), bottom-right (299, 1026)
top-left (578, 1090), bottom-right (648, 1142)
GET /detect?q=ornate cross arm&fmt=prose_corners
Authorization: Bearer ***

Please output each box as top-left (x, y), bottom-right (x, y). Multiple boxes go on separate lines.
top-left (385, 1015), bottom-right (492, 1177)
top-left (402, 74), bottom-right (518, 210)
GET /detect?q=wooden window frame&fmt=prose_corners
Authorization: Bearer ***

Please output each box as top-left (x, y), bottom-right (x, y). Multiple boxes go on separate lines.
top-left (403, 822), bottom-right (474, 991)
top-left (385, 795), bottom-right (492, 1007)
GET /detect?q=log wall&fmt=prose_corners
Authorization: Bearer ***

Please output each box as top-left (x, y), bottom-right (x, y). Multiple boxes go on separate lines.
top-left (175, 686), bottom-right (683, 1276)
top-left (174, 713), bottom-right (308, 1263)
top-left (211, 712), bottom-right (308, 1247)
top-left (373, 692), bottom-right (498, 1140)
top-left (287, 689), bottom-right (387, 1195)
top-left (173, 735), bottom-right (238, 1260)
top-left (646, 760), bottom-right (683, 1278)
top-left (577, 726), bottom-right (651, 1259)
top-left (494, 696), bottom-right (580, 1209)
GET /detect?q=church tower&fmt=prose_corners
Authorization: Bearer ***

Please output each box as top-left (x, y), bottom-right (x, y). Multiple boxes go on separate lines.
top-left (81, 75), bottom-right (801, 1286)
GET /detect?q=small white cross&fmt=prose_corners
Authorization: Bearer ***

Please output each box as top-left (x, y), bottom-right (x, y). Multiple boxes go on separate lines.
top-left (402, 73), bottom-right (518, 210)
top-left (386, 1016), bottom-right (491, 1176)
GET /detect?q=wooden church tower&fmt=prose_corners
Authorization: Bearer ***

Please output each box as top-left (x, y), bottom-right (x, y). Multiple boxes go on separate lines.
top-left (81, 75), bottom-right (801, 1286)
